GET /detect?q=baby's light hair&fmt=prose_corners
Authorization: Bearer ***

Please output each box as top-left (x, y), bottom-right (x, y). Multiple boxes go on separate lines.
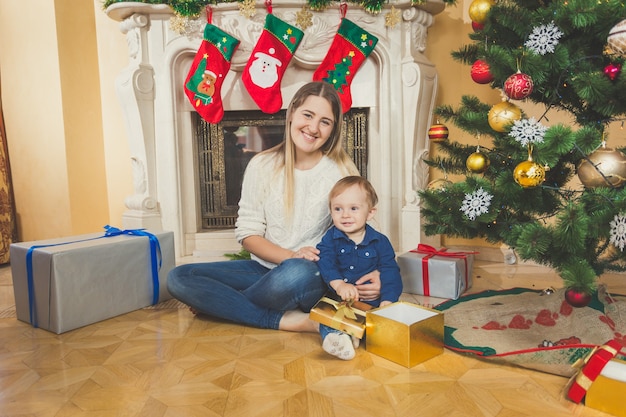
top-left (329, 176), bottom-right (378, 209)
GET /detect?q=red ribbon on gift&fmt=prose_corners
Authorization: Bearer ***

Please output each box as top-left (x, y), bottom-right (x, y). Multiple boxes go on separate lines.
top-left (567, 339), bottom-right (624, 403)
top-left (410, 244), bottom-right (478, 296)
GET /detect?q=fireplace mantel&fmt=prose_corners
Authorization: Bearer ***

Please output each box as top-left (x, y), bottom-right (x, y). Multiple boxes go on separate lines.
top-left (106, 1), bottom-right (443, 258)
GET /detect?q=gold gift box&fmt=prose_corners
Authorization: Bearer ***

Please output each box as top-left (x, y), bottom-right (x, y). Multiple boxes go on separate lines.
top-left (366, 302), bottom-right (444, 367)
top-left (309, 292), bottom-right (372, 339)
top-left (585, 357), bottom-right (626, 417)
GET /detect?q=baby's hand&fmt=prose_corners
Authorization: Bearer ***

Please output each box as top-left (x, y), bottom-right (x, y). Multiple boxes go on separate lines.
top-left (379, 300), bottom-right (393, 307)
top-left (335, 281), bottom-right (359, 301)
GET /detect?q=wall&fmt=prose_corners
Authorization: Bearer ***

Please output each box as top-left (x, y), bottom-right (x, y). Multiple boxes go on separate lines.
top-left (0, 0), bottom-right (130, 241)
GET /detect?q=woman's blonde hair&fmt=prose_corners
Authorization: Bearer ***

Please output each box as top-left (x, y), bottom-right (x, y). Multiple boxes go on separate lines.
top-left (261, 81), bottom-right (359, 216)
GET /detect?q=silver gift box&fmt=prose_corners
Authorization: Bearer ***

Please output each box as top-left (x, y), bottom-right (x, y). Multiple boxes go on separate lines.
top-left (397, 250), bottom-right (474, 300)
top-left (10, 230), bottom-right (175, 334)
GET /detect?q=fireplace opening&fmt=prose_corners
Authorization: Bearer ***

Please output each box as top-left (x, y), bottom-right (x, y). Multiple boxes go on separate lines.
top-left (195, 108), bottom-right (369, 230)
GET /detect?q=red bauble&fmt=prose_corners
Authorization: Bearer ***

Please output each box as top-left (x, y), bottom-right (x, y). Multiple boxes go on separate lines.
top-left (604, 63), bottom-right (622, 81)
top-left (564, 288), bottom-right (592, 308)
top-left (428, 123), bottom-right (449, 142)
top-left (503, 71), bottom-right (534, 100)
top-left (471, 60), bottom-right (494, 84)
top-left (472, 21), bottom-right (485, 32)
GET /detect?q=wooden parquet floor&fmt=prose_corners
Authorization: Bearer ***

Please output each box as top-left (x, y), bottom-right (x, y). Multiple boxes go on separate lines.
top-left (0, 258), bottom-right (623, 417)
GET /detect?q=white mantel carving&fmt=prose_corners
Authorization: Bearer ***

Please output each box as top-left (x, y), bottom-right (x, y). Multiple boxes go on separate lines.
top-left (106, 0), bottom-right (443, 258)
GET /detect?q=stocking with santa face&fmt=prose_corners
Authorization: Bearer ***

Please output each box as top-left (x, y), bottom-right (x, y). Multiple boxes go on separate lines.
top-left (242, 12), bottom-right (304, 114)
top-left (184, 21), bottom-right (240, 124)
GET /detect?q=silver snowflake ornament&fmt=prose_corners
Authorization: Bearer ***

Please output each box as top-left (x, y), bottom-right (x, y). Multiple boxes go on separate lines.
top-left (525, 21), bottom-right (563, 55)
top-left (460, 187), bottom-right (494, 221)
top-left (610, 213), bottom-right (626, 251)
top-left (509, 117), bottom-right (547, 147)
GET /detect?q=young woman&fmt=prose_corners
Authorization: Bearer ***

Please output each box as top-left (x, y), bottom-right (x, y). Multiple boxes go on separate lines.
top-left (167, 81), bottom-right (381, 332)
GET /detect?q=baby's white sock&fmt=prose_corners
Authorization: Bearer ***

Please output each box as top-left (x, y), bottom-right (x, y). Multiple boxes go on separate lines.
top-left (351, 335), bottom-right (360, 349)
top-left (322, 333), bottom-right (355, 360)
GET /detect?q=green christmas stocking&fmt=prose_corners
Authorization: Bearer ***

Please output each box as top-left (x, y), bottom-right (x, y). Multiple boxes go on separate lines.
top-left (184, 23), bottom-right (240, 124)
top-left (242, 13), bottom-right (304, 114)
top-left (313, 18), bottom-right (378, 113)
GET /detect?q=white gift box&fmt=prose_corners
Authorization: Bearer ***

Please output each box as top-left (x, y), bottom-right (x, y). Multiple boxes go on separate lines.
top-left (397, 245), bottom-right (475, 300)
top-left (10, 228), bottom-right (175, 334)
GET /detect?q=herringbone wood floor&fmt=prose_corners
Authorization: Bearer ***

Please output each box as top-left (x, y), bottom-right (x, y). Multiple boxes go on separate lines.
top-left (0, 258), bottom-right (623, 417)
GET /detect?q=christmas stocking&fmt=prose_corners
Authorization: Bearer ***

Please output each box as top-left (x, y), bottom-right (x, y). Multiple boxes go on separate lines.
top-left (184, 23), bottom-right (240, 124)
top-left (313, 18), bottom-right (378, 113)
top-left (242, 13), bottom-right (304, 114)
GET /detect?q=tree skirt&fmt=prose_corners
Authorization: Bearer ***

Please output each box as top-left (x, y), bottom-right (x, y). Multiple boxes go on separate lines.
top-left (434, 286), bottom-right (626, 377)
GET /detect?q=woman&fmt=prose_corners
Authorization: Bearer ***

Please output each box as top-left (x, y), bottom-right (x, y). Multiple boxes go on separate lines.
top-left (167, 81), bottom-right (381, 332)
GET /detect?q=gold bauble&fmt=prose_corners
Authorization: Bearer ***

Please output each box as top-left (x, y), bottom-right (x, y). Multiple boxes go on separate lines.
top-left (468, 0), bottom-right (495, 24)
top-left (427, 178), bottom-right (453, 191)
top-left (577, 147), bottom-right (626, 188)
top-left (513, 160), bottom-right (545, 188)
top-left (466, 151), bottom-right (490, 173)
top-left (488, 101), bottom-right (522, 132)
top-left (607, 19), bottom-right (626, 57)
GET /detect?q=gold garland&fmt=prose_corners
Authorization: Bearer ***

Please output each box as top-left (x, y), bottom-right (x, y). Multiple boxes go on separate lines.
top-left (102, 0), bottom-right (455, 16)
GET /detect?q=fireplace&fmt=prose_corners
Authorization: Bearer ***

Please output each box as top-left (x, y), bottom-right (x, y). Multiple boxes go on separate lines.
top-left (106, 1), bottom-right (444, 258)
top-left (194, 108), bottom-right (369, 229)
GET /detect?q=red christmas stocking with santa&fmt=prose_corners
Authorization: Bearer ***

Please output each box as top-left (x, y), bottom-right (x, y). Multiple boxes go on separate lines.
top-left (184, 23), bottom-right (240, 124)
top-left (313, 18), bottom-right (378, 113)
top-left (242, 12), bottom-right (304, 114)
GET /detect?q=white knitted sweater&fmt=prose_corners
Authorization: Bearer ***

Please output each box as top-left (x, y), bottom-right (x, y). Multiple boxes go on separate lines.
top-left (235, 152), bottom-right (344, 269)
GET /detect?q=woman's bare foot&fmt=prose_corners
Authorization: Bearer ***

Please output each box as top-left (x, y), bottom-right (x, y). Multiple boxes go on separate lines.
top-left (278, 310), bottom-right (319, 333)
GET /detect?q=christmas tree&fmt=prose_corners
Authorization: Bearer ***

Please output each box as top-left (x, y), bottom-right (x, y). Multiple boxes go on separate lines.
top-left (420, 0), bottom-right (626, 306)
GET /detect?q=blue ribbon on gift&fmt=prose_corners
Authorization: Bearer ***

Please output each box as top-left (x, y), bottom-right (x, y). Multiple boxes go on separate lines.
top-left (103, 225), bottom-right (162, 306)
top-left (25, 225), bottom-right (162, 328)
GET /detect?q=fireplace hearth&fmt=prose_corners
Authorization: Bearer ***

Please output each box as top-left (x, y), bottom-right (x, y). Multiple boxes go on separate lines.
top-left (106, 1), bottom-right (444, 257)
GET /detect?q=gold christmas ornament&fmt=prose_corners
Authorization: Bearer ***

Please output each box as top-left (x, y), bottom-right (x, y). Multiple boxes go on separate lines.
top-left (577, 146), bottom-right (626, 188)
top-left (607, 19), bottom-right (626, 57)
top-left (513, 159), bottom-right (545, 188)
top-left (468, 0), bottom-right (495, 24)
top-left (385, 6), bottom-right (401, 28)
top-left (427, 177), bottom-right (453, 191)
top-left (169, 14), bottom-right (189, 34)
top-left (238, 0), bottom-right (256, 18)
top-left (295, 6), bottom-right (313, 30)
top-left (488, 101), bottom-right (522, 132)
top-left (466, 149), bottom-right (490, 173)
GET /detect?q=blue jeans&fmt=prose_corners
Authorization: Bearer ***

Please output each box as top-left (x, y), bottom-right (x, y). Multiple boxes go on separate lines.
top-left (319, 323), bottom-right (342, 340)
top-left (166, 258), bottom-right (327, 329)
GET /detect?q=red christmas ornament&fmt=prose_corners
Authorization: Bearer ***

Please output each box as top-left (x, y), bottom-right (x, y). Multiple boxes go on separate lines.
top-left (471, 59), bottom-right (494, 84)
top-left (472, 21), bottom-right (485, 32)
top-left (603, 63), bottom-right (622, 81)
top-left (503, 71), bottom-right (534, 100)
top-left (428, 123), bottom-right (449, 142)
top-left (564, 288), bottom-right (592, 308)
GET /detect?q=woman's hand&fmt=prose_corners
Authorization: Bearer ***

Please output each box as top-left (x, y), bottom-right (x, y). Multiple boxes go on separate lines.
top-left (291, 246), bottom-right (320, 262)
top-left (354, 270), bottom-right (381, 301)
top-left (243, 237), bottom-right (319, 264)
